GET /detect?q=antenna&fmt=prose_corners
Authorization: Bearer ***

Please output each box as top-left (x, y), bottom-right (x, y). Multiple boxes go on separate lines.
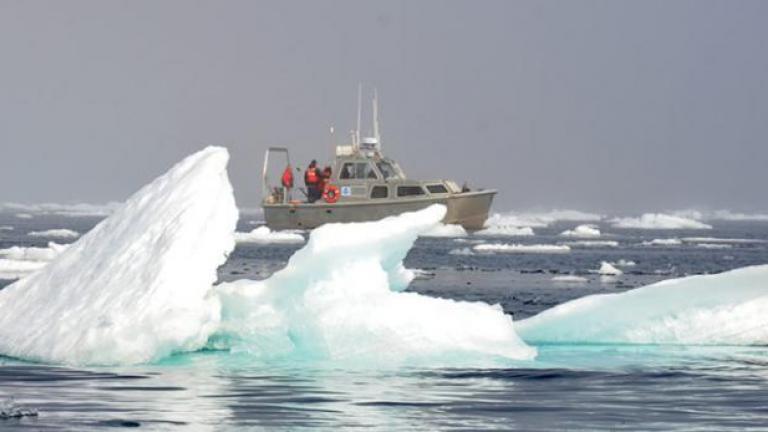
top-left (330, 125), bottom-right (335, 157)
top-left (372, 88), bottom-right (380, 148)
top-left (355, 83), bottom-right (362, 148)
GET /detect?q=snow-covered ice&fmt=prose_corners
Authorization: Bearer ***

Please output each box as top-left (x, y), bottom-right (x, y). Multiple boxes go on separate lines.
top-left (15, 213), bottom-right (32, 219)
top-left (475, 225), bottom-right (535, 237)
top-left (473, 243), bottom-right (571, 254)
top-left (0, 226), bottom-right (13, 231)
top-left (0, 259), bottom-right (48, 280)
top-left (1, 202), bottom-right (120, 217)
top-left (234, 226), bottom-right (305, 244)
top-left (597, 262), bottom-right (623, 276)
top-left (565, 240), bottom-right (619, 248)
top-left (643, 238), bottom-right (683, 246)
top-left (214, 204), bottom-right (536, 366)
top-left (682, 237), bottom-right (766, 244)
top-left (696, 243), bottom-right (732, 249)
top-left (611, 213), bottom-right (712, 230)
top-left (28, 229), bottom-right (80, 239)
top-left (551, 275), bottom-right (588, 283)
top-left (560, 224), bottom-right (601, 238)
top-left (519, 265), bottom-right (768, 345)
top-left (615, 259), bottom-right (636, 267)
top-left (0, 146), bottom-right (238, 365)
top-left (0, 242), bottom-right (68, 262)
top-left (420, 223), bottom-right (467, 238)
top-left (484, 210), bottom-right (601, 229)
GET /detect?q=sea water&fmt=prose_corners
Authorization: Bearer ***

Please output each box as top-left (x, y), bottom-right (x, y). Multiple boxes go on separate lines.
top-left (1, 212), bottom-right (768, 430)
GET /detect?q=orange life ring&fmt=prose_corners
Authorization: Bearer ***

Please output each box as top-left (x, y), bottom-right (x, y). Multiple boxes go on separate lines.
top-left (323, 184), bottom-right (341, 203)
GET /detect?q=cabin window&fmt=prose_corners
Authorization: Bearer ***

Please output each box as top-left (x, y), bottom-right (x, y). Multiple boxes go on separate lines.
top-left (370, 185), bottom-right (388, 199)
top-left (376, 161), bottom-right (397, 179)
top-left (340, 162), bottom-right (378, 180)
top-left (397, 186), bottom-right (425, 197)
top-left (426, 184), bottom-right (448, 194)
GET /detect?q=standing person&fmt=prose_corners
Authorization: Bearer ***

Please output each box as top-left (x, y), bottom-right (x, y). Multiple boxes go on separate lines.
top-left (280, 164), bottom-right (294, 201)
top-left (318, 166), bottom-right (332, 196)
top-left (304, 159), bottom-right (320, 202)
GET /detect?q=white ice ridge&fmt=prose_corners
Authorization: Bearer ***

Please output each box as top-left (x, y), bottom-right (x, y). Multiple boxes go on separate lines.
top-left (234, 226), bottom-right (305, 244)
top-left (420, 223), bottom-right (467, 238)
top-left (474, 243), bottom-right (571, 254)
top-left (611, 213), bottom-right (712, 230)
top-left (475, 225), bottom-right (534, 237)
top-left (0, 202), bottom-right (121, 217)
top-left (642, 238), bottom-right (682, 246)
top-left (484, 210), bottom-right (601, 229)
top-left (0, 242), bottom-right (68, 262)
top-left (214, 205), bottom-right (536, 366)
top-left (560, 224), bottom-right (601, 238)
top-left (27, 229), bottom-right (80, 239)
top-left (518, 265), bottom-right (768, 345)
top-left (0, 147), bottom-right (238, 365)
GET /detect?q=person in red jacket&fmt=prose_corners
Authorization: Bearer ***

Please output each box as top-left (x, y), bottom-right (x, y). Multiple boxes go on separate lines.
top-left (304, 160), bottom-right (320, 202)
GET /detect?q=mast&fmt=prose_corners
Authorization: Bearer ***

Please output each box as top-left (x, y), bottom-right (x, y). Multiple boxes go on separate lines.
top-left (355, 83), bottom-right (362, 149)
top-left (372, 88), bottom-right (380, 148)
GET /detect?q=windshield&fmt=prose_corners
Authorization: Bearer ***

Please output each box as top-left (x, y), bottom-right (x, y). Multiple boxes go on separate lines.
top-left (376, 161), bottom-right (397, 180)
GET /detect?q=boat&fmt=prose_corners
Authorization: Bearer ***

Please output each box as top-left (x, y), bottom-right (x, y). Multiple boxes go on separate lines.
top-left (261, 89), bottom-right (497, 230)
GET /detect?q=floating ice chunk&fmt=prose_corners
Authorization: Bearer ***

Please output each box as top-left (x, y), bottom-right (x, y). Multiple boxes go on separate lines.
top-left (214, 205), bottom-right (536, 366)
top-left (642, 238), bottom-right (682, 246)
top-left (597, 262), bottom-right (623, 276)
top-left (28, 229), bottom-right (80, 239)
top-left (0, 259), bottom-right (47, 279)
top-left (611, 213), bottom-right (712, 230)
top-left (682, 237), bottom-right (766, 244)
top-left (0, 146), bottom-right (238, 365)
top-left (0, 226), bottom-right (13, 231)
top-left (0, 202), bottom-right (120, 217)
top-left (696, 243), bottom-right (732, 249)
top-left (566, 240), bottom-right (619, 248)
top-left (518, 264), bottom-right (768, 345)
top-left (708, 210), bottom-right (768, 222)
top-left (551, 275), bottom-right (588, 283)
top-left (474, 243), bottom-right (571, 254)
top-left (484, 210), bottom-right (601, 229)
top-left (15, 214), bottom-right (32, 219)
top-left (560, 224), bottom-right (601, 238)
top-left (615, 259), bottom-right (636, 267)
top-left (449, 247), bottom-right (476, 256)
top-left (475, 225), bottom-right (535, 237)
top-left (0, 242), bottom-right (68, 261)
top-left (420, 223), bottom-right (467, 238)
top-left (234, 226), bottom-right (304, 244)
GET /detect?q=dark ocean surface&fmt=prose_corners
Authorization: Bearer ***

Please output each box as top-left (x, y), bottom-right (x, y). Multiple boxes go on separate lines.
top-left (1, 213), bottom-right (768, 431)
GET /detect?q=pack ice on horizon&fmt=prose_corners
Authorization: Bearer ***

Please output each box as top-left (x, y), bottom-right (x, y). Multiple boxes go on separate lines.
top-left (261, 87), bottom-right (497, 230)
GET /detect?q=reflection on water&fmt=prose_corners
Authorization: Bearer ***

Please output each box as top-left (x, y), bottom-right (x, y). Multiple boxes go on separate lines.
top-left (4, 345), bottom-right (768, 430)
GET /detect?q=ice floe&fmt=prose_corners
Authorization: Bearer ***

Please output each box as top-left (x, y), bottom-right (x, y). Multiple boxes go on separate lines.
top-left (682, 237), bottom-right (766, 244)
top-left (475, 225), bottom-right (535, 237)
top-left (597, 262), bottom-right (623, 276)
top-left (420, 223), bottom-right (467, 238)
top-left (0, 146), bottom-right (238, 365)
top-left (611, 213), bottom-right (712, 230)
top-left (560, 224), bottom-right (601, 238)
top-left (1, 202), bottom-right (121, 217)
top-left (449, 247), bottom-right (476, 256)
top-left (27, 229), bottom-right (80, 239)
top-left (234, 226), bottom-right (305, 244)
top-left (551, 275), bottom-right (588, 283)
top-left (0, 242), bottom-right (68, 262)
top-left (485, 210), bottom-right (602, 229)
top-left (473, 243), bottom-right (571, 254)
top-left (518, 265), bottom-right (768, 345)
top-left (642, 238), bottom-right (682, 246)
top-left (565, 240), bottom-right (619, 248)
top-left (0, 226), bottom-right (13, 231)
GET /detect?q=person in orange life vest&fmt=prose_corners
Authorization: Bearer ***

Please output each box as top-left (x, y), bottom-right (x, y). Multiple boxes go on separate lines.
top-left (304, 160), bottom-right (320, 202)
top-left (317, 166), bottom-right (332, 195)
top-left (280, 164), bottom-right (294, 201)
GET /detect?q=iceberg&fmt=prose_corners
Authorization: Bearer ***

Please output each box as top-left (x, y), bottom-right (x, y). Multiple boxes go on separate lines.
top-left (213, 204), bottom-right (536, 366)
top-left (234, 226), bottom-right (305, 244)
top-left (0, 147), bottom-right (238, 365)
top-left (518, 265), bottom-right (768, 345)
top-left (611, 213), bottom-right (712, 230)
top-left (27, 229), bottom-right (80, 239)
top-left (597, 261), bottom-right (622, 276)
top-left (559, 224), bottom-right (601, 238)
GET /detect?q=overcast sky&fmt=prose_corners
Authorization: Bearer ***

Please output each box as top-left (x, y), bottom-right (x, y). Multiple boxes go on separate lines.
top-left (1, 0), bottom-right (766, 213)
